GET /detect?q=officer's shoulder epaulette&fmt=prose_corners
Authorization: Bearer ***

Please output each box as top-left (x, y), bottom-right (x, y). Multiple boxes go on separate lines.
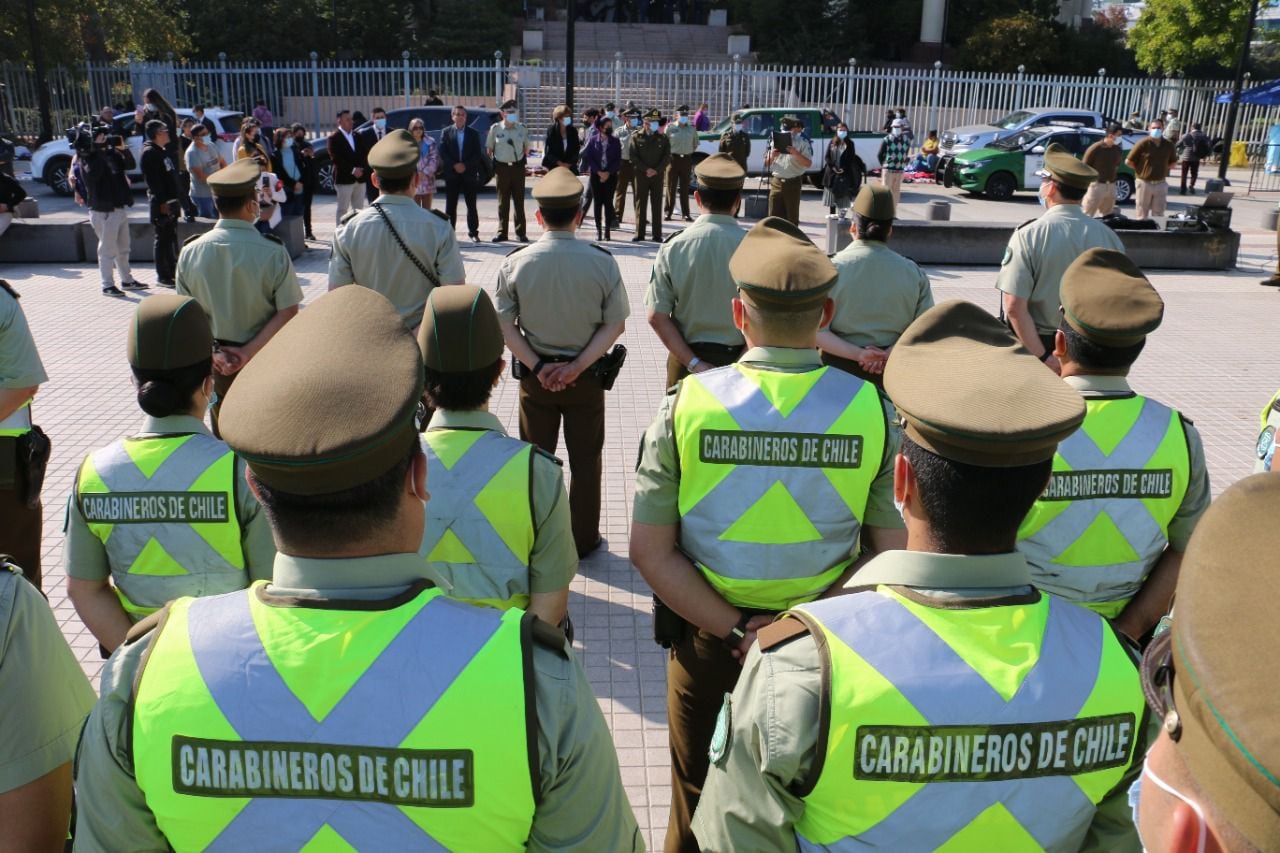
top-left (428, 207), bottom-right (450, 222)
top-left (0, 280), bottom-right (18, 299)
top-left (589, 242), bottom-right (613, 255)
top-left (1179, 412), bottom-right (1195, 428)
top-left (1015, 218), bottom-right (1038, 231)
top-left (661, 230), bottom-right (682, 245)
top-left (261, 232), bottom-right (284, 245)
top-left (124, 605), bottom-right (170, 645)
top-left (0, 554), bottom-right (20, 576)
top-left (533, 446), bottom-right (564, 467)
top-left (339, 208), bottom-right (360, 226)
top-left (530, 616), bottom-right (570, 659)
top-left (505, 244), bottom-right (529, 258)
top-left (182, 233), bottom-right (204, 248)
top-left (758, 617), bottom-right (811, 651)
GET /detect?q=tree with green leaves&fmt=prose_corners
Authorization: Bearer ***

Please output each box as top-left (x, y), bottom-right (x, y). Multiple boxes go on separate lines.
top-left (1129, 0), bottom-right (1256, 76)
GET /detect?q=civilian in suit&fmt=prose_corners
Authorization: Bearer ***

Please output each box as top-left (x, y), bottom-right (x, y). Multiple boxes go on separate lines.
top-left (326, 110), bottom-right (368, 225)
top-left (439, 105), bottom-right (483, 241)
top-left (544, 104), bottom-right (581, 171)
top-left (360, 106), bottom-right (389, 204)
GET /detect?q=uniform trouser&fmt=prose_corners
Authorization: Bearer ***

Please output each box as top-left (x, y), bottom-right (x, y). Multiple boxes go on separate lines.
top-left (151, 199), bottom-right (178, 282)
top-left (589, 174), bottom-right (618, 234)
top-left (335, 182), bottom-right (367, 225)
top-left (768, 175), bottom-right (802, 225)
top-left (1135, 179), bottom-right (1168, 220)
top-left (634, 171), bottom-right (664, 240)
top-left (614, 160), bottom-right (634, 222)
top-left (665, 154), bottom-right (693, 217)
top-left (0, 437), bottom-right (41, 590)
top-left (494, 162), bottom-right (527, 238)
top-left (1180, 160), bottom-right (1200, 193)
top-left (89, 209), bottom-right (133, 287)
top-left (519, 372), bottom-right (604, 552)
top-left (822, 351), bottom-right (884, 389)
top-left (665, 342), bottom-right (745, 388)
top-left (1082, 181), bottom-right (1116, 217)
top-left (444, 174), bottom-right (480, 237)
top-left (880, 168), bottom-right (904, 206)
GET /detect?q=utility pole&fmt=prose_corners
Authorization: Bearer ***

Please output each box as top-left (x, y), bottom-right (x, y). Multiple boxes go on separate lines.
top-left (23, 0), bottom-right (54, 144)
top-left (565, 0), bottom-right (576, 112)
top-left (1219, 0), bottom-right (1262, 181)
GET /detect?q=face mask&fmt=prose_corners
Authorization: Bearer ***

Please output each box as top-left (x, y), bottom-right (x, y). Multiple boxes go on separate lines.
top-left (606, 110), bottom-right (616, 119)
top-left (649, 121), bottom-right (659, 132)
top-left (283, 137), bottom-right (292, 147)
top-left (1037, 183), bottom-right (1049, 208)
top-left (146, 103), bottom-right (157, 113)
top-left (1151, 128), bottom-right (1164, 139)
top-left (1130, 758), bottom-right (1207, 853)
top-left (603, 126), bottom-right (613, 136)
top-left (837, 129), bottom-right (848, 139)
top-left (891, 128), bottom-right (902, 138)
top-left (733, 123), bottom-right (743, 133)
top-left (630, 118), bottom-right (640, 128)
top-left (507, 112), bottom-right (519, 124)
top-left (562, 115), bottom-right (572, 127)
top-left (375, 118), bottom-right (387, 130)
top-left (678, 116), bottom-right (689, 125)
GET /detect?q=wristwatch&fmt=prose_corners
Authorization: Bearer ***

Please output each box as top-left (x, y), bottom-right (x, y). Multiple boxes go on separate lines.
top-left (687, 356), bottom-right (702, 371)
top-left (532, 359), bottom-right (546, 376)
top-left (722, 612), bottom-right (751, 649)
top-left (1038, 350), bottom-right (1052, 363)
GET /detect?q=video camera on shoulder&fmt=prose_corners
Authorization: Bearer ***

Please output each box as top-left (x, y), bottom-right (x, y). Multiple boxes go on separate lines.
top-left (68, 121), bottom-right (120, 154)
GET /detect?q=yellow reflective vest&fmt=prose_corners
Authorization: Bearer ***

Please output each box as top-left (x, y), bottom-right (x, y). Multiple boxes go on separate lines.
top-left (1256, 389), bottom-right (1279, 473)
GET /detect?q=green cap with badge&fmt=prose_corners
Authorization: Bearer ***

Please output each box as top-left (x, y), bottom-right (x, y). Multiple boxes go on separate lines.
top-left (1060, 248), bottom-right (1163, 347)
top-left (694, 153), bottom-right (745, 190)
top-left (206, 158), bottom-right (261, 198)
top-left (128, 294), bottom-right (212, 371)
top-left (885, 300), bottom-right (1085, 466)
top-left (533, 166), bottom-right (584, 209)
top-left (643, 108), bottom-right (661, 122)
top-left (219, 287), bottom-right (423, 495)
top-left (729, 216), bottom-right (837, 309)
top-left (368, 129), bottom-right (420, 179)
top-left (780, 114), bottom-right (801, 129)
top-left (853, 183), bottom-right (896, 221)
top-left (417, 284), bottom-right (505, 373)
top-left (1034, 142), bottom-right (1098, 190)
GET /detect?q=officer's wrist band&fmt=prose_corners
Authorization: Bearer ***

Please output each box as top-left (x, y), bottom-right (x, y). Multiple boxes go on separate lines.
top-left (687, 356), bottom-right (702, 371)
top-left (1039, 351), bottom-right (1052, 363)
top-left (532, 359), bottom-right (546, 376)
top-left (722, 612), bottom-right (751, 649)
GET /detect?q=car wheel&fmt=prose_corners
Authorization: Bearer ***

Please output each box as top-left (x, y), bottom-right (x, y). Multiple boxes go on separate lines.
top-left (315, 155), bottom-right (335, 195)
top-left (984, 171), bottom-right (1017, 201)
top-left (43, 156), bottom-right (73, 196)
top-left (1114, 175), bottom-right (1134, 204)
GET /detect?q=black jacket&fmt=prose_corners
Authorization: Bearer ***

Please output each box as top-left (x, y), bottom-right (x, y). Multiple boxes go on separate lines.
top-left (543, 124), bottom-right (581, 170)
top-left (439, 125), bottom-right (484, 179)
top-left (0, 171), bottom-right (23, 209)
top-left (82, 146), bottom-right (136, 212)
top-left (141, 142), bottom-right (180, 202)
top-left (823, 141), bottom-right (865, 191)
top-left (326, 129), bottom-right (367, 185)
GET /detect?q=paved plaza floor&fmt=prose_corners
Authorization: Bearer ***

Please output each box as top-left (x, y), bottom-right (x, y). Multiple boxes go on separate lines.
top-left (3, 180), bottom-right (1277, 849)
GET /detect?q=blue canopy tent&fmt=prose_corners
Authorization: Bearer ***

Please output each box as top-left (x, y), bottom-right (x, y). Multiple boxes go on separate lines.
top-left (1215, 79), bottom-right (1280, 104)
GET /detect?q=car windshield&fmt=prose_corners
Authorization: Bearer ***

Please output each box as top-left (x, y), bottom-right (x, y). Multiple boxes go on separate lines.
top-left (709, 117), bottom-right (733, 134)
top-left (218, 115), bottom-right (243, 135)
top-left (994, 110), bottom-right (1035, 130)
top-left (989, 128), bottom-right (1040, 150)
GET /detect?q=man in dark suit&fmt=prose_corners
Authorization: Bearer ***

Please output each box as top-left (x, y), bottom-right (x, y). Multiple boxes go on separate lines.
top-left (359, 106), bottom-right (388, 204)
top-left (439, 105), bottom-right (483, 242)
top-left (326, 109), bottom-right (368, 224)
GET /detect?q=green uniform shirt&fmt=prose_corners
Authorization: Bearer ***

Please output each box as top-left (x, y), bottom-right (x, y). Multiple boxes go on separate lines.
top-left (691, 550), bottom-right (1142, 853)
top-left (423, 409), bottom-right (578, 597)
top-left (495, 231), bottom-right (630, 357)
top-left (770, 134), bottom-right (812, 180)
top-left (632, 346), bottom-right (903, 529)
top-left (175, 219), bottom-right (303, 344)
top-left (665, 123), bottom-right (698, 156)
top-left (1082, 141), bottom-right (1124, 183)
top-left (719, 131), bottom-right (750, 170)
top-left (328, 194), bottom-right (467, 329)
top-left (0, 285), bottom-right (47, 391)
top-left (1127, 137), bottom-right (1178, 182)
top-left (628, 130), bottom-right (671, 172)
top-left (63, 415), bottom-right (276, 586)
top-left (644, 214), bottom-right (746, 347)
top-left (994, 204), bottom-right (1126, 336)
top-left (486, 121), bottom-right (531, 164)
top-left (0, 566), bottom-right (96, 794)
top-left (72, 552), bottom-right (644, 852)
top-left (1063, 374), bottom-right (1210, 551)
top-left (826, 239), bottom-right (934, 348)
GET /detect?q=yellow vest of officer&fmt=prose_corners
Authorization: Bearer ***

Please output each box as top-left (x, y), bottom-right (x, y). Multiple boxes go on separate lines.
top-left (422, 428), bottom-right (536, 610)
top-left (1255, 389), bottom-right (1280, 473)
top-left (1016, 394), bottom-right (1189, 618)
top-left (131, 584), bottom-right (536, 851)
top-left (673, 363), bottom-right (886, 610)
top-left (0, 400), bottom-right (32, 436)
top-left (76, 433), bottom-right (246, 619)
top-left (791, 587), bottom-right (1144, 851)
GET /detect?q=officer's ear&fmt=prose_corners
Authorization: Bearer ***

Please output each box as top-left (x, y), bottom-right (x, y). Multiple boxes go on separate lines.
top-left (893, 452), bottom-right (913, 508)
top-left (818, 297), bottom-right (835, 332)
top-left (371, 172), bottom-right (382, 191)
top-left (573, 206), bottom-right (585, 229)
top-left (1053, 329), bottom-right (1068, 360)
top-left (535, 209), bottom-right (545, 229)
top-left (408, 448), bottom-right (429, 503)
top-left (731, 297), bottom-right (747, 333)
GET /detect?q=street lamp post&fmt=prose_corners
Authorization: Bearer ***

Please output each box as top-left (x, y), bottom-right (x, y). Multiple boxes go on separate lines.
top-left (565, 0), bottom-right (576, 112)
top-left (1220, 0), bottom-right (1263, 181)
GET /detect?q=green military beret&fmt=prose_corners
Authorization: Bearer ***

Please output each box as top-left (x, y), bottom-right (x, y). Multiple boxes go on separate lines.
top-left (729, 217), bottom-right (837, 309)
top-left (417, 285), bottom-right (505, 373)
top-left (1060, 248), bottom-right (1163, 347)
top-left (643, 108), bottom-right (661, 121)
top-left (853, 183), bottom-right (896, 221)
top-left (533, 166), bottom-right (584, 209)
top-left (219, 287), bottom-right (423, 495)
top-left (127, 294), bottom-right (212, 371)
top-left (1153, 473), bottom-right (1280, 847)
top-left (884, 300), bottom-right (1085, 467)
top-left (368, 129), bottom-right (420, 179)
top-left (694, 153), bottom-right (745, 190)
top-left (207, 158), bottom-right (260, 198)
top-left (1035, 143), bottom-right (1097, 190)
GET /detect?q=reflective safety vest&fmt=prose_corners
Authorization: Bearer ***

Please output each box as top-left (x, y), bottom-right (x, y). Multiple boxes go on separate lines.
top-left (131, 584), bottom-right (536, 852)
top-left (1016, 395), bottom-right (1190, 618)
top-left (673, 364), bottom-right (886, 610)
top-left (1256, 389), bottom-right (1280, 473)
top-left (76, 433), bottom-right (246, 619)
top-left (790, 588), bottom-right (1145, 851)
top-left (422, 429), bottom-right (536, 610)
top-left (0, 400), bottom-right (32, 436)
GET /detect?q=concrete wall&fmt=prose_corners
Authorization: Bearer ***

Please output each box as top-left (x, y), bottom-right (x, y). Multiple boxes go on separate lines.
top-left (0, 216), bottom-right (306, 265)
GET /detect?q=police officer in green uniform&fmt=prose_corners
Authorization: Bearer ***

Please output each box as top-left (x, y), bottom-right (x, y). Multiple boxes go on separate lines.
top-left (487, 99), bottom-right (531, 243)
top-left (72, 286), bottom-right (642, 851)
top-left (0, 280), bottom-right (47, 586)
top-left (329, 130), bottom-right (466, 331)
top-left (818, 184), bottom-right (933, 385)
top-left (664, 105), bottom-right (698, 222)
top-left (0, 558), bottom-right (95, 852)
top-left (1134, 475), bottom-right (1280, 851)
top-left (692, 300), bottom-right (1147, 852)
top-left (417, 284), bottom-right (577, 630)
top-left (764, 115), bottom-right (812, 226)
top-left (65, 295), bottom-right (275, 655)
top-left (719, 113), bottom-right (751, 172)
top-left (176, 158), bottom-right (303, 436)
top-left (496, 168), bottom-right (629, 558)
top-left (997, 143), bottom-right (1124, 372)
top-left (1018, 249), bottom-right (1210, 643)
top-left (631, 216), bottom-right (906, 853)
top-left (646, 154), bottom-right (747, 388)
top-left (1255, 389), bottom-right (1279, 472)
top-left (629, 108), bottom-right (671, 242)
top-left (613, 108), bottom-right (641, 226)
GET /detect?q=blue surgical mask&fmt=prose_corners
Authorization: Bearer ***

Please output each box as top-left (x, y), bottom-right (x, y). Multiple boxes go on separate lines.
top-left (1151, 128), bottom-right (1164, 139)
top-left (508, 112), bottom-right (519, 124)
top-left (733, 123), bottom-right (743, 133)
top-left (837, 129), bottom-right (848, 139)
top-left (630, 118), bottom-right (640, 128)
top-left (1130, 757), bottom-right (1208, 853)
top-left (562, 115), bottom-right (572, 127)
top-left (649, 121), bottom-right (659, 132)
top-left (1037, 183), bottom-right (1049, 208)
top-left (374, 118), bottom-right (387, 131)
top-left (606, 110), bottom-right (616, 119)
top-left (678, 115), bottom-right (689, 125)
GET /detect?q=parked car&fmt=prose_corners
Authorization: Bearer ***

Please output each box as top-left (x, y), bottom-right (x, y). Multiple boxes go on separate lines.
top-left (936, 124), bottom-right (1140, 202)
top-left (693, 108), bottom-right (882, 186)
top-left (940, 108), bottom-right (1112, 156)
top-left (308, 106), bottom-right (502, 194)
top-left (31, 108), bottom-right (241, 196)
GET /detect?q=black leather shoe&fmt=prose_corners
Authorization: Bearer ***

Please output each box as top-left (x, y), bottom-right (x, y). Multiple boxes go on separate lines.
top-left (493, 235), bottom-right (508, 243)
top-left (576, 537), bottom-right (604, 559)
top-left (631, 235), bottom-right (645, 243)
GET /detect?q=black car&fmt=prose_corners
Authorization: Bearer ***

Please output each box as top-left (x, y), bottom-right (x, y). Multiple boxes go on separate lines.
top-left (310, 106), bottom-right (502, 193)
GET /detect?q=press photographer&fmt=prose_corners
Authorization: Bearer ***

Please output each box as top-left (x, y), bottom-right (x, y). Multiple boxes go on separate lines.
top-left (77, 123), bottom-right (145, 296)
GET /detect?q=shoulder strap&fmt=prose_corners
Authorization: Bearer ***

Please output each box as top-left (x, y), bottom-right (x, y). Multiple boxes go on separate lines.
top-left (371, 202), bottom-right (442, 290)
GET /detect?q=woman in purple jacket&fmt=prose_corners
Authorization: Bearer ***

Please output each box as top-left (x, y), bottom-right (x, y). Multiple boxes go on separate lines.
top-left (581, 115), bottom-right (621, 241)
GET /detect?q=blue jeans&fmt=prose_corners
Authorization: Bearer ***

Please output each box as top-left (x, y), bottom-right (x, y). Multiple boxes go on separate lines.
top-left (193, 196), bottom-right (217, 219)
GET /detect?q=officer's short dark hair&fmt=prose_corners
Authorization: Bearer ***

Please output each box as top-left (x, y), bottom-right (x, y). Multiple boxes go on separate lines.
top-left (132, 360), bottom-right (213, 418)
top-left (743, 298), bottom-right (826, 340)
top-left (903, 436), bottom-right (1052, 554)
top-left (1106, 122), bottom-right (1123, 135)
top-left (1058, 321), bottom-right (1146, 371)
top-left (251, 442), bottom-right (417, 548)
top-left (539, 205), bottom-right (579, 227)
top-left (145, 119), bottom-right (166, 139)
top-left (214, 194), bottom-right (253, 216)
top-left (376, 174), bottom-right (413, 193)
top-left (423, 359), bottom-right (503, 411)
top-left (372, 106), bottom-right (386, 116)
top-left (195, 104), bottom-right (207, 112)
top-left (1052, 180), bottom-right (1087, 202)
top-left (854, 213), bottom-right (892, 242)
top-left (336, 109), bottom-right (350, 120)
top-left (696, 186), bottom-right (740, 213)
top-left (452, 105), bottom-right (467, 114)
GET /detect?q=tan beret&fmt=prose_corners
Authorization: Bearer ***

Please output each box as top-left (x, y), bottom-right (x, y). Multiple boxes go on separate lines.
top-left (729, 217), bottom-right (837, 309)
top-left (417, 285), bottom-right (505, 373)
top-left (884, 300), bottom-right (1085, 466)
top-left (219, 287), bottom-right (423, 495)
top-left (1060, 249), bottom-right (1163, 347)
top-left (128, 295), bottom-right (212, 371)
top-left (1036, 143), bottom-right (1098, 190)
top-left (694, 153), bottom-right (745, 191)
top-left (533, 166), bottom-right (584, 209)
top-left (368, 129), bottom-right (420, 179)
top-left (206, 158), bottom-right (260, 198)
top-left (853, 183), bottom-right (896, 221)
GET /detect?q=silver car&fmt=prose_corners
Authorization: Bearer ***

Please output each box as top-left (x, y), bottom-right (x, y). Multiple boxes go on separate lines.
top-left (941, 108), bottom-right (1110, 156)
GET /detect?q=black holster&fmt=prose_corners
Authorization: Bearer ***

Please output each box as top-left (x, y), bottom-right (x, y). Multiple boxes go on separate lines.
top-left (652, 594), bottom-right (689, 649)
top-left (15, 425), bottom-right (50, 508)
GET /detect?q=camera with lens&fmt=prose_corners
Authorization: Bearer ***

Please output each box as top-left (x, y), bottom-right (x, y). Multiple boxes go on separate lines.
top-left (67, 121), bottom-right (116, 154)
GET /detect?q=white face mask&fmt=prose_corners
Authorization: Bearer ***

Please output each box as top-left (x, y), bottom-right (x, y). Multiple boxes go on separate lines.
top-left (1129, 757), bottom-right (1207, 853)
top-left (837, 129), bottom-right (848, 139)
top-left (891, 128), bottom-right (902, 138)
top-left (733, 123), bottom-right (743, 133)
